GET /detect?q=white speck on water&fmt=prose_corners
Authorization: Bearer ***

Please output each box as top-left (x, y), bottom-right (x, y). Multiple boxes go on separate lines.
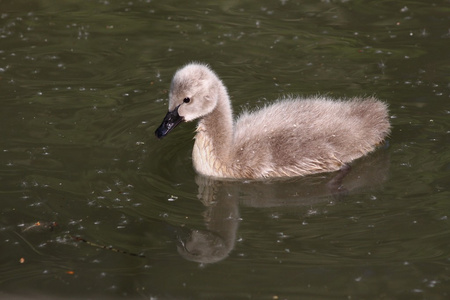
top-left (277, 232), bottom-right (289, 238)
top-left (168, 195), bottom-right (178, 202)
top-left (425, 279), bottom-right (440, 288)
top-left (419, 28), bottom-right (429, 37)
top-left (306, 209), bottom-right (318, 216)
top-left (270, 213), bottom-right (280, 219)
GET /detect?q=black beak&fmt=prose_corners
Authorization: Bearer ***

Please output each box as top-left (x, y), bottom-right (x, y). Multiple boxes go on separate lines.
top-left (155, 105), bottom-right (184, 139)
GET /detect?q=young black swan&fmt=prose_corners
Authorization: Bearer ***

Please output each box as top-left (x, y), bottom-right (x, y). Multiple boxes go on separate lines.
top-left (155, 63), bottom-right (390, 179)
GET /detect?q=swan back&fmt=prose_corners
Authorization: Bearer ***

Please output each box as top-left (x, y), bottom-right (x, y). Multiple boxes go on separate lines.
top-left (230, 97), bottom-right (390, 177)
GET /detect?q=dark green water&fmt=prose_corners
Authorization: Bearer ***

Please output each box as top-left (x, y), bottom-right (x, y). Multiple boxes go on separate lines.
top-left (1, 0), bottom-right (449, 299)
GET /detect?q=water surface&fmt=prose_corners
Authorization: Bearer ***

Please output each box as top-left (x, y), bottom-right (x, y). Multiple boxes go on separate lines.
top-left (1, 0), bottom-right (449, 299)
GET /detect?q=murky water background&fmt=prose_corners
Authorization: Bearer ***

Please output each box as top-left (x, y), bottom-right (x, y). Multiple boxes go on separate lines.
top-left (1, 0), bottom-right (449, 299)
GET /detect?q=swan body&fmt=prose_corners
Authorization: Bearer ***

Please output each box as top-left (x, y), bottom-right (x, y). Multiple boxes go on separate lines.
top-left (155, 63), bottom-right (390, 179)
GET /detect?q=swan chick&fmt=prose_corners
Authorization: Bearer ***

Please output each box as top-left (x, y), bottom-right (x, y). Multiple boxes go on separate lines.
top-left (155, 63), bottom-right (390, 179)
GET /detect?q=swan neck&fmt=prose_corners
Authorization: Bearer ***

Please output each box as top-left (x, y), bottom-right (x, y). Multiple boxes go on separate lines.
top-left (203, 84), bottom-right (233, 154)
top-left (193, 83), bottom-right (234, 177)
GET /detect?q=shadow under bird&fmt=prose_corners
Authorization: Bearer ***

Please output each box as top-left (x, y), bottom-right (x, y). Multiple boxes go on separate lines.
top-left (155, 63), bottom-right (390, 179)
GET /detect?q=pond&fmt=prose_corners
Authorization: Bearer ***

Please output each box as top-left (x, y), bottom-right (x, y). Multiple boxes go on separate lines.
top-left (0, 0), bottom-right (449, 299)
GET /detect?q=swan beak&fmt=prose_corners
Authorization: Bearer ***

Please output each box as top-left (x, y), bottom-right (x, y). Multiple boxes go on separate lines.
top-left (155, 106), bottom-right (184, 139)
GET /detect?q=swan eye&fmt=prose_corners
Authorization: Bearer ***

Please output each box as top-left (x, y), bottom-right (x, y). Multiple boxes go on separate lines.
top-left (183, 97), bottom-right (191, 103)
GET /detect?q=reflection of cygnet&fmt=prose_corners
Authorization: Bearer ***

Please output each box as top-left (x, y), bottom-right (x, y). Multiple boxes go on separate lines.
top-left (155, 63), bottom-right (390, 179)
top-left (176, 229), bottom-right (233, 264)
top-left (176, 185), bottom-right (240, 264)
top-left (173, 150), bottom-right (389, 264)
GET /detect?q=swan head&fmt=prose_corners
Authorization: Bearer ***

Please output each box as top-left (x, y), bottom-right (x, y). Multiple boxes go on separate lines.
top-left (155, 63), bottom-right (221, 139)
